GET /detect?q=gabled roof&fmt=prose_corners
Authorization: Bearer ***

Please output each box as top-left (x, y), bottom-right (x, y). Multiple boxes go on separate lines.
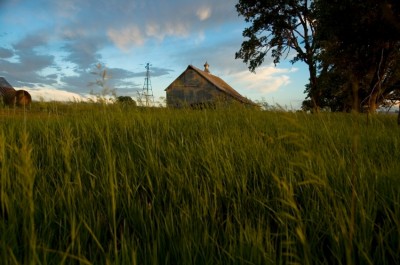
top-left (166, 65), bottom-right (255, 105)
top-left (0, 77), bottom-right (15, 90)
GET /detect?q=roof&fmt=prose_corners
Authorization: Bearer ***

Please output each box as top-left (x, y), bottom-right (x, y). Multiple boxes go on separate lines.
top-left (166, 65), bottom-right (255, 105)
top-left (0, 77), bottom-right (15, 90)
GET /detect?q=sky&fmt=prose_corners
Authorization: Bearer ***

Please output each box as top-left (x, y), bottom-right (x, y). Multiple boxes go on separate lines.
top-left (0, 0), bottom-right (309, 108)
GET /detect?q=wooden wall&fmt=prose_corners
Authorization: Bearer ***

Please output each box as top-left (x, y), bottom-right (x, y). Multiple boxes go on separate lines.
top-left (166, 69), bottom-right (228, 107)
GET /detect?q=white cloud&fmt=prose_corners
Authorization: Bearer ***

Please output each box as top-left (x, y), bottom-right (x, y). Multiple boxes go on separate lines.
top-left (146, 23), bottom-right (161, 40)
top-left (108, 21), bottom-right (190, 50)
top-left (231, 65), bottom-right (298, 94)
top-left (196, 6), bottom-right (212, 21)
top-left (26, 87), bottom-right (88, 102)
top-left (163, 22), bottom-right (189, 38)
top-left (107, 25), bottom-right (145, 50)
top-left (145, 21), bottom-right (189, 42)
top-left (108, 17), bottom-right (195, 51)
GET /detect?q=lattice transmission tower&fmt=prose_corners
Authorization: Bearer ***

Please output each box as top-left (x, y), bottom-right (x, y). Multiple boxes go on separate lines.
top-left (142, 63), bottom-right (154, 106)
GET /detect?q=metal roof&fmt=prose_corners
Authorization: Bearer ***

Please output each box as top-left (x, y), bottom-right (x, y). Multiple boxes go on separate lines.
top-left (0, 77), bottom-right (15, 90)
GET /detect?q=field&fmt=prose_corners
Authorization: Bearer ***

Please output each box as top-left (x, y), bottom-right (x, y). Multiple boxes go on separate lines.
top-left (0, 103), bottom-right (399, 264)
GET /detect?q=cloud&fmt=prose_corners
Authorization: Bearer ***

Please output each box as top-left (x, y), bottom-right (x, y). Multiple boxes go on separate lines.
top-left (61, 36), bottom-right (104, 71)
top-left (111, 19), bottom-right (192, 48)
top-left (0, 47), bottom-right (13, 58)
top-left (150, 67), bottom-right (174, 77)
top-left (13, 33), bottom-right (49, 51)
top-left (107, 67), bottom-right (140, 79)
top-left (145, 21), bottom-right (189, 42)
top-left (27, 87), bottom-right (88, 101)
top-left (163, 22), bottom-right (189, 38)
top-left (197, 6), bottom-right (212, 21)
top-left (231, 66), bottom-right (298, 94)
top-left (59, 28), bottom-right (88, 41)
top-left (54, 0), bottom-right (82, 18)
top-left (105, 1), bottom-right (237, 49)
top-left (0, 33), bottom-right (57, 87)
top-left (109, 13), bottom-right (201, 49)
top-left (145, 23), bottom-right (161, 40)
top-left (59, 74), bottom-right (92, 94)
top-left (107, 26), bottom-right (145, 50)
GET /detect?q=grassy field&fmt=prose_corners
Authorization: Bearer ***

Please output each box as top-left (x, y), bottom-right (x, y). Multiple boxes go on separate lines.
top-left (0, 103), bottom-right (399, 264)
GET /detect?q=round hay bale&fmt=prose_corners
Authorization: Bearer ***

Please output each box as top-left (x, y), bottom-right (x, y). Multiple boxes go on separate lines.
top-left (15, 90), bottom-right (32, 107)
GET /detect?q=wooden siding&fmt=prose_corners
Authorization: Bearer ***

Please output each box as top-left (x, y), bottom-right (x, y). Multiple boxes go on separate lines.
top-left (167, 69), bottom-right (224, 107)
top-left (166, 66), bottom-right (254, 108)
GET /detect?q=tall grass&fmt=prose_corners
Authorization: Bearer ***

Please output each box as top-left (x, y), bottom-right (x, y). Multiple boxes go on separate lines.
top-left (0, 104), bottom-right (399, 264)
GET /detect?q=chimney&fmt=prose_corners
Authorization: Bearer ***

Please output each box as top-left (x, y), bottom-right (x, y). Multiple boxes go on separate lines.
top-left (204, 61), bottom-right (210, 73)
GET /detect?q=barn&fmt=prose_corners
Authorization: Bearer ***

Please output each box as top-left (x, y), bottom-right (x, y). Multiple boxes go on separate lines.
top-left (165, 63), bottom-right (255, 108)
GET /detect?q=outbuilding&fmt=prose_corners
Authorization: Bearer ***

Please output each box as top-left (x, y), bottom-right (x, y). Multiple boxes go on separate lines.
top-left (165, 63), bottom-right (255, 108)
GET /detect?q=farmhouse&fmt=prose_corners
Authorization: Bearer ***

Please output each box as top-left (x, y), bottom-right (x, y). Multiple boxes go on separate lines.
top-left (165, 63), bottom-right (255, 108)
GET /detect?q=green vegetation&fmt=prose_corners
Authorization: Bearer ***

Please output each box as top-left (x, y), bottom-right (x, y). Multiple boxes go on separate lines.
top-left (1, 103), bottom-right (399, 264)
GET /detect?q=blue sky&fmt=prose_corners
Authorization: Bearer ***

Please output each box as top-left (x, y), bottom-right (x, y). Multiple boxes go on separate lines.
top-left (0, 0), bottom-right (309, 108)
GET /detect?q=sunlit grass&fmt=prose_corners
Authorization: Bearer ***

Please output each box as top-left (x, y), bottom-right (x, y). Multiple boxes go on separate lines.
top-left (0, 103), bottom-right (399, 264)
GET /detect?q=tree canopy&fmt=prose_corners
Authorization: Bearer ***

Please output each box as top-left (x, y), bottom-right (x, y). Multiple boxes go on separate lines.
top-left (236, 0), bottom-right (320, 110)
top-left (236, 0), bottom-right (400, 112)
top-left (315, 0), bottom-right (400, 112)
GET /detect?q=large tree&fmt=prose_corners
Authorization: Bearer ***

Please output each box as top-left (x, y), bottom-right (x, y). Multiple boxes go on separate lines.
top-left (235, 0), bottom-right (320, 110)
top-left (315, 0), bottom-right (400, 112)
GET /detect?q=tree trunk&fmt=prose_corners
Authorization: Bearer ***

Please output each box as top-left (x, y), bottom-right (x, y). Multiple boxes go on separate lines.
top-left (308, 61), bottom-right (319, 113)
top-left (398, 105), bottom-right (400, 126)
top-left (368, 92), bottom-right (378, 113)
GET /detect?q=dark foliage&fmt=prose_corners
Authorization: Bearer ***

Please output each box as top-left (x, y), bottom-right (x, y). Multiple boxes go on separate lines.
top-left (116, 96), bottom-right (136, 106)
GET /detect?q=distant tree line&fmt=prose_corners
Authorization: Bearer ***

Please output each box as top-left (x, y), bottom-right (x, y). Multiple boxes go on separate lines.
top-left (236, 0), bottom-right (400, 113)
